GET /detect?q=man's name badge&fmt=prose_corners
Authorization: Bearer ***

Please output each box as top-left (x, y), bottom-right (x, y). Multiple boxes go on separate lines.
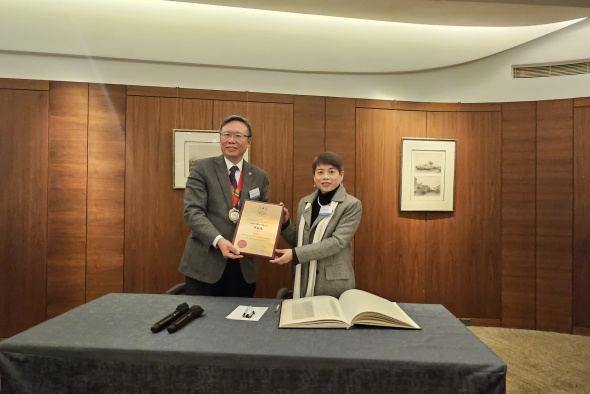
top-left (229, 208), bottom-right (240, 223)
top-left (319, 205), bottom-right (333, 216)
top-left (249, 188), bottom-right (261, 200)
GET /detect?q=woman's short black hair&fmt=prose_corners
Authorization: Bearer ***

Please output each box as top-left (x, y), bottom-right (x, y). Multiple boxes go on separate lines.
top-left (312, 152), bottom-right (344, 173)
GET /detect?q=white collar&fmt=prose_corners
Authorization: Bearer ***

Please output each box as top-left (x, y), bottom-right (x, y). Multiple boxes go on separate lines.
top-left (224, 157), bottom-right (244, 173)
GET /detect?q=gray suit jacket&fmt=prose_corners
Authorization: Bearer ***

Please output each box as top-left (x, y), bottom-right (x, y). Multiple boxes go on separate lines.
top-left (281, 186), bottom-right (362, 298)
top-left (179, 155), bottom-right (269, 284)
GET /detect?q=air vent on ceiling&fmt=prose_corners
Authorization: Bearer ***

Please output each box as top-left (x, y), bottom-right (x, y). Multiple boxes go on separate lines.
top-left (513, 61), bottom-right (590, 78)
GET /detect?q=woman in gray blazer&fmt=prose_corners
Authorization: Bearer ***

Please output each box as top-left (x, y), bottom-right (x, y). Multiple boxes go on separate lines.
top-left (270, 152), bottom-right (362, 299)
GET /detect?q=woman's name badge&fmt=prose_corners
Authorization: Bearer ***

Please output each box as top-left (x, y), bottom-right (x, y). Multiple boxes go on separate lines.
top-left (229, 208), bottom-right (240, 223)
top-left (249, 188), bottom-right (261, 200)
top-left (319, 205), bottom-right (333, 216)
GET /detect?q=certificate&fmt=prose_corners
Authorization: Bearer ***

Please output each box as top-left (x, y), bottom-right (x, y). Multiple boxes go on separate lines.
top-left (232, 200), bottom-right (283, 259)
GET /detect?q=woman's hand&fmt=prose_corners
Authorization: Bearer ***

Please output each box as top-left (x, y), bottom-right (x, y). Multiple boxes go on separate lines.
top-left (279, 202), bottom-right (289, 225)
top-left (269, 248), bottom-right (293, 265)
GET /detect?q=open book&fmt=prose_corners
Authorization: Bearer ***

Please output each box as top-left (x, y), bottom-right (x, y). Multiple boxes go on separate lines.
top-left (279, 289), bottom-right (420, 329)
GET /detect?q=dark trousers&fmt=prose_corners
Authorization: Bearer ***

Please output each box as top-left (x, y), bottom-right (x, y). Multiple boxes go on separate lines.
top-left (185, 259), bottom-right (256, 297)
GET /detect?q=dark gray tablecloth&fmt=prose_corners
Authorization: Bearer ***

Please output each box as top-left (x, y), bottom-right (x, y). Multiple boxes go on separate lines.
top-left (0, 293), bottom-right (506, 393)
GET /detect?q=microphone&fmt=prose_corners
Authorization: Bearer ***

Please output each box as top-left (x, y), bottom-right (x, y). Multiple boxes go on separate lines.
top-left (151, 302), bottom-right (190, 333)
top-left (167, 305), bottom-right (204, 333)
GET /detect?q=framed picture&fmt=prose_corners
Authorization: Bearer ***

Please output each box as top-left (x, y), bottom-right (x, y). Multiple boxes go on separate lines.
top-left (172, 129), bottom-right (249, 189)
top-left (400, 138), bottom-right (456, 211)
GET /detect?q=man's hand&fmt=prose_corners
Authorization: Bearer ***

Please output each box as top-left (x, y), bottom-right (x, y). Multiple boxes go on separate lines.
top-left (217, 238), bottom-right (243, 259)
top-left (269, 248), bottom-right (293, 265)
top-left (279, 202), bottom-right (289, 225)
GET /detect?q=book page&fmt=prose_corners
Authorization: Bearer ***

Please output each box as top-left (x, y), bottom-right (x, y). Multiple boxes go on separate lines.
top-left (339, 289), bottom-right (420, 329)
top-left (279, 296), bottom-right (349, 328)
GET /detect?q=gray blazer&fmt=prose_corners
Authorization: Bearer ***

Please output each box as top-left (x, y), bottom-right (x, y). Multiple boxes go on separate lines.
top-left (281, 186), bottom-right (362, 298)
top-left (179, 155), bottom-right (269, 284)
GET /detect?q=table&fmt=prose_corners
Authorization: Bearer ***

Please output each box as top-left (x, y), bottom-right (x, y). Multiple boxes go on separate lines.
top-left (0, 293), bottom-right (506, 393)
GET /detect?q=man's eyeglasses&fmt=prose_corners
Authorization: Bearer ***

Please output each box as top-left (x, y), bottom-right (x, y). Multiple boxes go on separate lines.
top-left (219, 132), bottom-right (251, 142)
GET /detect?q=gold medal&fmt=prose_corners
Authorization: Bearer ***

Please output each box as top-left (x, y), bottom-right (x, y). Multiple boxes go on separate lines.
top-left (229, 208), bottom-right (240, 223)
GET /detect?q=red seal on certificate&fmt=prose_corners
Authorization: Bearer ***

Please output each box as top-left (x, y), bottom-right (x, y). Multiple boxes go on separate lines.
top-left (237, 240), bottom-right (247, 248)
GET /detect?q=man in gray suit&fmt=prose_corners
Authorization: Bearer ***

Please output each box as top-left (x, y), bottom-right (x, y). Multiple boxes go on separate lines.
top-left (179, 115), bottom-right (269, 297)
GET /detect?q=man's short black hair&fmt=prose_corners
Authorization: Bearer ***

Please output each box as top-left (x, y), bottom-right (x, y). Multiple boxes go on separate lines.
top-left (312, 152), bottom-right (344, 173)
top-left (219, 115), bottom-right (253, 137)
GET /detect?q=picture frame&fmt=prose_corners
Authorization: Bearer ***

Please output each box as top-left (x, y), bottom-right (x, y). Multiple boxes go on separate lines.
top-left (172, 129), bottom-right (249, 189)
top-left (400, 138), bottom-right (456, 211)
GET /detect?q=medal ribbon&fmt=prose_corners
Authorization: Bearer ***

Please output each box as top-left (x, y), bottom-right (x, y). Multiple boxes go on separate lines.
top-left (231, 169), bottom-right (244, 208)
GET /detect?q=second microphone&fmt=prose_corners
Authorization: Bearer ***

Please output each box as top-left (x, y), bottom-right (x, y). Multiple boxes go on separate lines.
top-left (167, 305), bottom-right (204, 333)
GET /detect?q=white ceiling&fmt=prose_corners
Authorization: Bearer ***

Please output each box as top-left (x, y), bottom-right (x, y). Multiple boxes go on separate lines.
top-left (171, 0), bottom-right (590, 26)
top-left (1, 0), bottom-right (589, 74)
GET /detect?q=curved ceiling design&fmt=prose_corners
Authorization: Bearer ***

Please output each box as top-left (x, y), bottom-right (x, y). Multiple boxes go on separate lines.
top-left (0, 0), bottom-right (584, 73)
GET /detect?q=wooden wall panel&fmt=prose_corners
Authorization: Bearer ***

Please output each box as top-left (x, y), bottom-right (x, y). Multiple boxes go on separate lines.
top-left (0, 88), bottom-right (48, 337)
top-left (501, 102), bottom-right (537, 329)
top-left (2, 76), bottom-right (590, 336)
top-left (573, 106), bottom-right (590, 329)
top-left (86, 84), bottom-right (126, 301)
top-left (426, 111), bottom-right (502, 319)
top-left (213, 101), bottom-right (294, 298)
top-left (355, 108), bottom-right (427, 302)
top-left (293, 96), bottom-right (326, 218)
top-left (178, 98), bottom-right (215, 130)
top-left (326, 97), bottom-right (356, 197)
top-left (536, 99), bottom-right (573, 333)
top-left (125, 97), bottom-right (213, 294)
top-left (47, 82), bottom-right (88, 318)
top-left (212, 101), bottom-right (247, 128)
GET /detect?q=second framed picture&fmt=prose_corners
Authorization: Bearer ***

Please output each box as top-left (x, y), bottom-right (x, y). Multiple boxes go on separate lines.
top-left (400, 138), bottom-right (456, 212)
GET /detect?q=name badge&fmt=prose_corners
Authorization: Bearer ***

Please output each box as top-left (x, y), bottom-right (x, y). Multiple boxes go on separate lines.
top-left (319, 205), bottom-right (333, 216)
top-left (249, 188), bottom-right (261, 200)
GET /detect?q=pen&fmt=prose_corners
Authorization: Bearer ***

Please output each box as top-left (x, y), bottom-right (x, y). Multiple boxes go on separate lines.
top-left (275, 304), bottom-right (280, 313)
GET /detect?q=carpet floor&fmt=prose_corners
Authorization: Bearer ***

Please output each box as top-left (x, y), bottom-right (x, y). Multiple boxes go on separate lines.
top-left (470, 327), bottom-right (590, 393)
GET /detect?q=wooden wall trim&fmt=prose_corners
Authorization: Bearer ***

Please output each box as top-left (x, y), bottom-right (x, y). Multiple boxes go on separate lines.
top-left (356, 99), bottom-right (501, 112)
top-left (470, 318), bottom-right (502, 327)
top-left (356, 99), bottom-right (398, 110)
top-left (127, 85), bottom-right (293, 104)
top-left (574, 97), bottom-right (590, 107)
top-left (573, 326), bottom-right (590, 337)
top-left (0, 78), bottom-right (49, 91)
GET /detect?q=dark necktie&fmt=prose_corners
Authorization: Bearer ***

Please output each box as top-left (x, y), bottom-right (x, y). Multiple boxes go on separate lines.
top-left (229, 165), bottom-right (238, 189)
